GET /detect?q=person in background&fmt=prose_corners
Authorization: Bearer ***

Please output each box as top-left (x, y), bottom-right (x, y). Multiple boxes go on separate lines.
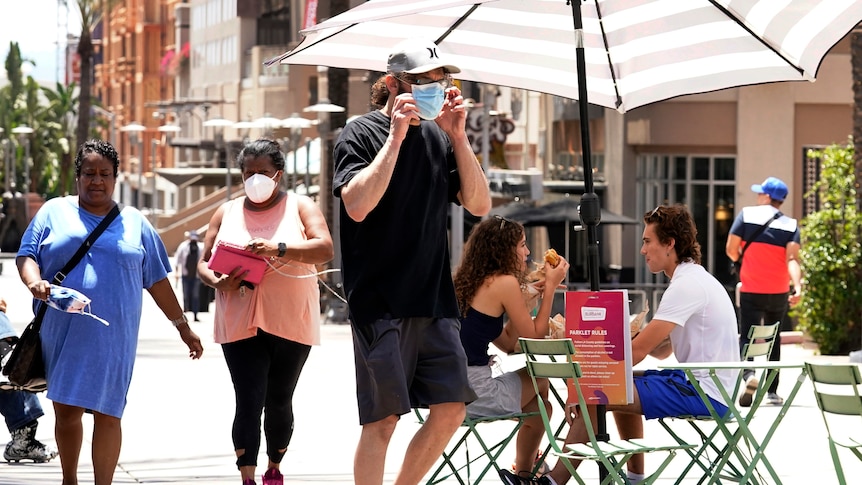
top-left (199, 139), bottom-right (334, 485)
top-left (332, 38), bottom-right (491, 485)
top-left (0, 298), bottom-right (58, 463)
top-left (453, 216), bottom-right (569, 483)
top-left (175, 230), bottom-right (203, 321)
top-left (16, 139), bottom-right (203, 485)
top-left (511, 205), bottom-right (739, 485)
top-left (726, 177), bottom-right (801, 407)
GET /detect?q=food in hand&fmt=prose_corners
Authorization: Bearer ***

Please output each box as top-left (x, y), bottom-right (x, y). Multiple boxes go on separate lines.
top-left (525, 262), bottom-right (545, 283)
top-left (630, 301), bottom-right (650, 338)
top-left (548, 314), bottom-right (566, 339)
top-left (544, 248), bottom-right (561, 268)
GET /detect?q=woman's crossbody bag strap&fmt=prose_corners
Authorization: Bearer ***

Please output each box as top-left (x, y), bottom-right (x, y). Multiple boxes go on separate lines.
top-left (52, 203), bottom-right (123, 285)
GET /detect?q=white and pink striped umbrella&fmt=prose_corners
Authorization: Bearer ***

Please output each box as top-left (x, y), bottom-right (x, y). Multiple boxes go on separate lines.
top-left (266, 0), bottom-right (862, 113)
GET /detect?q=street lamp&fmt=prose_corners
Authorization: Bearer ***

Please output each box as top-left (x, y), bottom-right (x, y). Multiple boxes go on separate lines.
top-left (233, 121), bottom-right (254, 146)
top-left (120, 122), bottom-right (146, 209)
top-left (280, 113), bottom-right (314, 190)
top-left (156, 124), bottom-right (181, 222)
top-left (304, 98), bottom-right (345, 202)
top-left (12, 126), bottom-right (34, 194)
top-left (252, 115), bottom-right (283, 138)
top-left (203, 118), bottom-right (236, 200)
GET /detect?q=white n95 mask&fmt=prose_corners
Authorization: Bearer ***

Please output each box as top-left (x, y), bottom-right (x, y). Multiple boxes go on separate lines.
top-left (244, 173), bottom-right (278, 203)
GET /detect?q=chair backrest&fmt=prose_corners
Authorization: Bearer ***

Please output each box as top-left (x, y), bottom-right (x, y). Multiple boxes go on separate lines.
top-left (806, 362), bottom-right (862, 417)
top-left (519, 338), bottom-right (600, 447)
top-left (741, 322), bottom-right (781, 361)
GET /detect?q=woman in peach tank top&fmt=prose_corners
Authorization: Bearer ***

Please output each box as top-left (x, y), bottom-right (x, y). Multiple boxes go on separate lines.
top-left (198, 139), bottom-right (334, 485)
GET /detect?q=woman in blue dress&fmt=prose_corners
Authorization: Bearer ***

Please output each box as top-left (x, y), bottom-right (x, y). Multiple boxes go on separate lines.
top-left (16, 140), bottom-right (204, 485)
top-left (453, 216), bottom-right (569, 480)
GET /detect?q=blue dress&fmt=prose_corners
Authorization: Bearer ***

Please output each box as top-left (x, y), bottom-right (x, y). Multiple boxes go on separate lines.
top-left (17, 197), bottom-right (171, 418)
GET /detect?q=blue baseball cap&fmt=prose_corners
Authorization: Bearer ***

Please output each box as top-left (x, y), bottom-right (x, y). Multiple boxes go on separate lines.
top-left (751, 177), bottom-right (788, 201)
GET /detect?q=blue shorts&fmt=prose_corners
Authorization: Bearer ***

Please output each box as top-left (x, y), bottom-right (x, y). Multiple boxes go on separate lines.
top-left (634, 369), bottom-right (729, 420)
top-left (351, 316), bottom-right (477, 425)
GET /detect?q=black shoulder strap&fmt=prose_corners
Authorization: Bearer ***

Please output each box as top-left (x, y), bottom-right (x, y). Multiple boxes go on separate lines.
top-left (31, 203), bottom-right (123, 330)
top-left (739, 211), bottom-right (782, 263)
top-left (53, 203), bottom-right (123, 285)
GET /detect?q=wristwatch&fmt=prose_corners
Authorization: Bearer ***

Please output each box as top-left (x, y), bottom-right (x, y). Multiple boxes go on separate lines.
top-left (171, 315), bottom-right (189, 328)
top-left (277, 242), bottom-right (287, 258)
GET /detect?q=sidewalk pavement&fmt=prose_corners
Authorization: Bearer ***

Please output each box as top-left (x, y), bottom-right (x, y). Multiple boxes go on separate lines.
top-left (0, 262), bottom-right (858, 484)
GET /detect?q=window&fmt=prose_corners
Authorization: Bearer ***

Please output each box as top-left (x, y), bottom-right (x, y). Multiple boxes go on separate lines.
top-left (636, 154), bottom-right (736, 287)
top-left (803, 145), bottom-right (825, 217)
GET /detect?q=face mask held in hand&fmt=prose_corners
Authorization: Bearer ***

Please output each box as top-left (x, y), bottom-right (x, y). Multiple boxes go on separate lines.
top-left (412, 82), bottom-right (446, 121)
top-left (244, 172), bottom-right (278, 203)
top-left (47, 286), bottom-right (110, 326)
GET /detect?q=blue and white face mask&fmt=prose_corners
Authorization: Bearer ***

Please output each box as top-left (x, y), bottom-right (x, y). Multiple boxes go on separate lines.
top-left (411, 82), bottom-right (446, 121)
top-left (47, 286), bottom-right (109, 326)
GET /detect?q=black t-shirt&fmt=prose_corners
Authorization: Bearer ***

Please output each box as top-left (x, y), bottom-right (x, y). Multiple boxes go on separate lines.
top-left (332, 110), bottom-right (462, 326)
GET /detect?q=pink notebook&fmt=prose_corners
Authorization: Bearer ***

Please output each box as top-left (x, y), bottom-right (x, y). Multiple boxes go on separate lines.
top-left (207, 241), bottom-right (268, 284)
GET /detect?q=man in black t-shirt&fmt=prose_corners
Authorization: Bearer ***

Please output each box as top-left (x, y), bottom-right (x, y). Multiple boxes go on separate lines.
top-left (333, 38), bottom-right (491, 485)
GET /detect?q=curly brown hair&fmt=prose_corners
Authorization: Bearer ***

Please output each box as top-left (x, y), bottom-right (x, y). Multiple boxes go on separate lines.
top-left (643, 204), bottom-right (701, 264)
top-left (454, 216), bottom-right (526, 316)
top-left (370, 75), bottom-right (389, 107)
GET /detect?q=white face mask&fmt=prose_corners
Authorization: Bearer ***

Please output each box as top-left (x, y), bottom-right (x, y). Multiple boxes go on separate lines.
top-left (244, 172), bottom-right (278, 203)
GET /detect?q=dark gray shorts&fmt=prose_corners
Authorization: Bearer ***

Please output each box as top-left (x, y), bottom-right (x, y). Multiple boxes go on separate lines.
top-left (351, 316), bottom-right (477, 425)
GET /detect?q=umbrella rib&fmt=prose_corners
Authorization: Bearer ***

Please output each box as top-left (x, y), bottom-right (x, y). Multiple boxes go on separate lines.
top-left (263, 24), bottom-right (356, 67)
top-left (591, 0), bottom-right (622, 111)
top-left (707, 0), bottom-right (803, 76)
top-left (434, 4), bottom-right (479, 45)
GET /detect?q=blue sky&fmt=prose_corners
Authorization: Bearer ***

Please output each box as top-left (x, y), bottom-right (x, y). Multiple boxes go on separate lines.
top-left (0, 0), bottom-right (81, 84)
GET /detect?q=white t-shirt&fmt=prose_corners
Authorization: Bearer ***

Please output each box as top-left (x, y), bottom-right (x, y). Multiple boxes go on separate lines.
top-left (653, 261), bottom-right (740, 404)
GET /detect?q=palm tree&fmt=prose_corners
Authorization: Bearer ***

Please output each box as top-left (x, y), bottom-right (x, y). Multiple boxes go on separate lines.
top-left (74, 0), bottom-right (119, 152)
top-left (44, 82), bottom-right (79, 195)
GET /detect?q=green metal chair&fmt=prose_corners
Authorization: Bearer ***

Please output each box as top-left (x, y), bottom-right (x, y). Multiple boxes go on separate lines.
top-left (804, 362), bottom-right (862, 485)
top-left (658, 321), bottom-right (782, 483)
top-left (520, 338), bottom-right (693, 485)
top-left (415, 407), bottom-right (540, 485)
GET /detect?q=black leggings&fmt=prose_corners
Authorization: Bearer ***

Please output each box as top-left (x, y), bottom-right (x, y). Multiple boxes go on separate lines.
top-left (222, 330), bottom-right (311, 468)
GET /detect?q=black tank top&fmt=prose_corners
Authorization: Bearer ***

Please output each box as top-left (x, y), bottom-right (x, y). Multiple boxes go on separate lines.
top-left (459, 307), bottom-right (504, 366)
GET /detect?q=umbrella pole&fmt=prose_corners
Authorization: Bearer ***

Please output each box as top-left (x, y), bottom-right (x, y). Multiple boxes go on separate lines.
top-left (565, 218), bottom-right (570, 288)
top-left (570, 0), bottom-right (610, 479)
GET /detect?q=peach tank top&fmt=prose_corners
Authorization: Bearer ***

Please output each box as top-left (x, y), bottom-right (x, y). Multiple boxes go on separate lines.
top-left (213, 194), bottom-right (320, 345)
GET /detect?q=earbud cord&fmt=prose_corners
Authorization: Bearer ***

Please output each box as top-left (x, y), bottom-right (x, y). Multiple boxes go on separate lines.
top-left (264, 259), bottom-right (347, 304)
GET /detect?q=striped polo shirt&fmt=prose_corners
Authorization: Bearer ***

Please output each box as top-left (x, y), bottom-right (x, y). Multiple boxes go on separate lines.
top-left (729, 205), bottom-right (800, 294)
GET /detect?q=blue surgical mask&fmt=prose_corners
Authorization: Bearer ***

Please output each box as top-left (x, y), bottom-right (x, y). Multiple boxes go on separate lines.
top-left (412, 82), bottom-right (446, 121)
top-left (46, 286), bottom-right (109, 326)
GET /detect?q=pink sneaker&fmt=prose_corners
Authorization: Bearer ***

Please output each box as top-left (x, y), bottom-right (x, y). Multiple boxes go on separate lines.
top-left (262, 467), bottom-right (284, 485)
top-left (242, 479), bottom-right (256, 485)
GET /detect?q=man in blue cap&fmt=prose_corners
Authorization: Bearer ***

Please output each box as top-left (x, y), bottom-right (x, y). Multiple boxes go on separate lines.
top-left (726, 176), bottom-right (802, 407)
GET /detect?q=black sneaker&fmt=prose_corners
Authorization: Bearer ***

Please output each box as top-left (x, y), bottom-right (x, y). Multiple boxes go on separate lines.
top-left (500, 469), bottom-right (553, 485)
top-left (3, 422), bottom-right (57, 463)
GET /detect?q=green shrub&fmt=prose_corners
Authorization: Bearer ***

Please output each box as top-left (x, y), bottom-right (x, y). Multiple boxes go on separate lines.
top-left (795, 141), bottom-right (862, 354)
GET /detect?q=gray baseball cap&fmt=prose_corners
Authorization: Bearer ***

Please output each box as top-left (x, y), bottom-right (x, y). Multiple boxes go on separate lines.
top-left (387, 38), bottom-right (461, 75)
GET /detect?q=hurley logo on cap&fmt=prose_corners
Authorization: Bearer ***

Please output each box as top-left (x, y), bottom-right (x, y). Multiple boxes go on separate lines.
top-left (387, 38), bottom-right (461, 75)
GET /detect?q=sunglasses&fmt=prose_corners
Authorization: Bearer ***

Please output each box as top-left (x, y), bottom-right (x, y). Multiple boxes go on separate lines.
top-left (493, 214), bottom-right (514, 230)
top-left (646, 205), bottom-right (668, 222)
top-left (395, 73), bottom-right (454, 89)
